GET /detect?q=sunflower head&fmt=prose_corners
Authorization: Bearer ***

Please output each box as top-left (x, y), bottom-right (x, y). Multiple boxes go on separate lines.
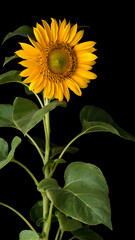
top-left (15, 18), bottom-right (97, 102)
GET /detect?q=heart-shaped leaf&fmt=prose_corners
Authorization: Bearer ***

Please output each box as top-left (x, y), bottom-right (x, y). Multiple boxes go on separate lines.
top-left (19, 230), bottom-right (39, 240)
top-left (38, 162), bottom-right (112, 230)
top-left (0, 136), bottom-right (21, 169)
top-left (72, 226), bottom-right (103, 240)
top-left (0, 104), bottom-right (15, 128)
top-left (80, 105), bottom-right (135, 141)
top-left (2, 25), bottom-right (35, 44)
top-left (13, 97), bottom-right (67, 135)
top-left (0, 70), bottom-right (22, 85)
top-left (55, 211), bottom-right (82, 232)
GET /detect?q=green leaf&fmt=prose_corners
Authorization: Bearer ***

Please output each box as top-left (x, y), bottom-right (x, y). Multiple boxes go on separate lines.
top-left (72, 226), bottom-right (103, 240)
top-left (55, 211), bottom-right (82, 232)
top-left (19, 230), bottom-right (39, 240)
top-left (80, 105), bottom-right (135, 141)
top-left (13, 97), bottom-right (67, 135)
top-left (2, 25), bottom-right (35, 44)
top-left (30, 200), bottom-right (43, 224)
top-left (38, 162), bottom-right (112, 230)
top-left (50, 143), bottom-right (79, 159)
top-left (0, 104), bottom-right (15, 128)
top-left (0, 136), bottom-right (21, 169)
top-left (0, 70), bottom-right (22, 85)
top-left (3, 54), bottom-right (18, 67)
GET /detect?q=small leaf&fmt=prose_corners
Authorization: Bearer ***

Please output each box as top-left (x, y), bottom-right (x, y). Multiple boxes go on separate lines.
top-left (50, 143), bottom-right (79, 159)
top-left (80, 105), bottom-right (135, 141)
top-left (3, 54), bottom-right (18, 67)
top-left (37, 178), bottom-right (59, 192)
top-left (72, 226), bottom-right (103, 240)
top-left (19, 230), bottom-right (39, 240)
top-left (30, 200), bottom-right (43, 224)
top-left (56, 211), bottom-right (82, 232)
top-left (0, 136), bottom-right (21, 169)
top-left (54, 158), bottom-right (66, 164)
top-left (0, 104), bottom-right (15, 128)
top-left (0, 70), bottom-right (22, 85)
top-left (45, 162), bottom-right (112, 230)
top-left (2, 25), bottom-right (35, 44)
top-left (13, 97), bottom-right (67, 135)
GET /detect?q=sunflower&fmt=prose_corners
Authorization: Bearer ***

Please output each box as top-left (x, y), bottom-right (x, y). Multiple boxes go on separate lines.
top-left (15, 18), bottom-right (97, 101)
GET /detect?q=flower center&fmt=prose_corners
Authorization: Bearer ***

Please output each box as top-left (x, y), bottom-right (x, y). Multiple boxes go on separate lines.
top-left (48, 49), bottom-right (70, 74)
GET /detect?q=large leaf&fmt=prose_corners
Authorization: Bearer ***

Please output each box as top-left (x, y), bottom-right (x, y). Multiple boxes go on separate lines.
top-left (13, 97), bottom-right (67, 135)
top-left (38, 162), bottom-right (112, 230)
top-left (80, 105), bottom-right (135, 141)
top-left (0, 136), bottom-right (21, 169)
top-left (72, 226), bottom-right (103, 240)
top-left (55, 211), bottom-right (82, 232)
top-left (19, 230), bottom-right (39, 240)
top-left (0, 104), bottom-right (15, 128)
top-left (2, 25), bottom-right (34, 44)
top-left (0, 70), bottom-right (22, 85)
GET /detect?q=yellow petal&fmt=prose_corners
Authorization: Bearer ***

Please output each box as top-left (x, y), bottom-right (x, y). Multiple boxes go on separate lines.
top-left (42, 19), bottom-right (52, 41)
top-left (77, 52), bottom-right (97, 62)
top-left (74, 41), bottom-right (96, 51)
top-left (76, 68), bottom-right (97, 79)
top-left (65, 78), bottom-right (82, 96)
top-left (70, 30), bottom-right (84, 46)
top-left (19, 59), bottom-right (38, 68)
top-left (62, 81), bottom-right (70, 102)
top-left (71, 74), bottom-right (88, 88)
top-left (67, 23), bottom-right (77, 43)
top-left (54, 82), bottom-right (59, 99)
top-left (57, 81), bottom-right (64, 101)
top-left (51, 18), bottom-right (58, 42)
top-left (58, 21), bottom-right (70, 42)
top-left (77, 63), bottom-right (93, 70)
top-left (19, 42), bottom-right (39, 55)
top-left (36, 23), bottom-right (49, 45)
top-left (28, 36), bottom-right (42, 51)
top-left (23, 72), bottom-right (40, 83)
top-left (15, 50), bottom-right (32, 59)
top-left (20, 68), bottom-right (32, 77)
top-left (33, 27), bottom-right (46, 47)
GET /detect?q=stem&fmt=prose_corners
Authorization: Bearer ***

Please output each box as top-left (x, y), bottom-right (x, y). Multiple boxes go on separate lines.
top-left (26, 133), bottom-right (45, 163)
top-left (59, 230), bottom-right (64, 240)
top-left (55, 227), bottom-right (61, 240)
top-left (44, 98), bottom-right (50, 177)
top-left (43, 202), bottom-right (53, 240)
top-left (11, 159), bottom-right (39, 186)
top-left (49, 132), bottom-right (84, 178)
top-left (0, 202), bottom-right (36, 232)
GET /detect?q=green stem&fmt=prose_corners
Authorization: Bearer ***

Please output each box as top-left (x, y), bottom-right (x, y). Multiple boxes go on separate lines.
top-left (11, 159), bottom-right (39, 186)
top-left (26, 133), bottom-right (45, 163)
top-left (49, 132), bottom-right (84, 178)
top-left (43, 202), bottom-right (53, 240)
top-left (0, 202), bottom-right (36, 232)
top-left (59, 230), bottom-right (64, 240)
top-left (55, 227), bottom-right (61, 240)
top-left (44, 98), bottom-right (50, 174)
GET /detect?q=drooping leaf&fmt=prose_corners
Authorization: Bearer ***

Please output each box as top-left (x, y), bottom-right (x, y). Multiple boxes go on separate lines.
top-left (50, 143), bottom-right (79, 159)
top-left (38, 162), bottom-right (112, 230)
top-left (2, 25), bottom-right (35, 44)
top-left (19, 230), bottom-right (39, 240)
top-left (0, 104), bottom-right (15, 128)
top-left (0, 136), bottom-right (21, 169)
top-left (55, 211), bottom-right (82, 232)
top-left (3, 54), bottom-right (18, 67)
top-left (0, 70), bottom-right (22, 85)
top-left (30, 200), bottom-right (43, 224)
top-left (80, 105), bottom-right (135, 141)
top-left (13, 97), bottom-right (67, 135)
top-left (72, 226), bottom-right (103, 240)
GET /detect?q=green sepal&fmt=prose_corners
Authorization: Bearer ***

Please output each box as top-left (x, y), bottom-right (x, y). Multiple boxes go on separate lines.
top-left (0, 136), bottom-right (22, 169)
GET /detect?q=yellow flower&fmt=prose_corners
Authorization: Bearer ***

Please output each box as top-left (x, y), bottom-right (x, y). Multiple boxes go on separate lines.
top-left (15, 18), bottom-right (97, 101)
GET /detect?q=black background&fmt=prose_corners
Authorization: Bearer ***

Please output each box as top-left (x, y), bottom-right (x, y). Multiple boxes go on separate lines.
top-left (0, 1), bottom-right (135, 239)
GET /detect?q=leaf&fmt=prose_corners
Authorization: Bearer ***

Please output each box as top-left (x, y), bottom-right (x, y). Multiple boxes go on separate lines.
top-left (80, 105), bottom-right (135, 141)
top-left (13, 97), bottom-right (67, 135)
top-left (0, 136), bottom-right (21, 169)
top-left (50, 143), bottom-right (79, 159)
top-left (38, 162), bottom-right (112, 230)
top-left (19, 230), bottom-right (39, 240)
top-left (3, 54), bottom-right (18, 67)
top-left (0, 70), bottom-right (22, 85)
top-left (55, 211), bottom-right (82, 232)
top-left (30, 200), bottom-right (43, 224)
top-left (0, 104), bottom-right (15, 128)
top-left (72, 226), bottom-right (103, 240)
top-left (2, 25), bottom-right (35, 44)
